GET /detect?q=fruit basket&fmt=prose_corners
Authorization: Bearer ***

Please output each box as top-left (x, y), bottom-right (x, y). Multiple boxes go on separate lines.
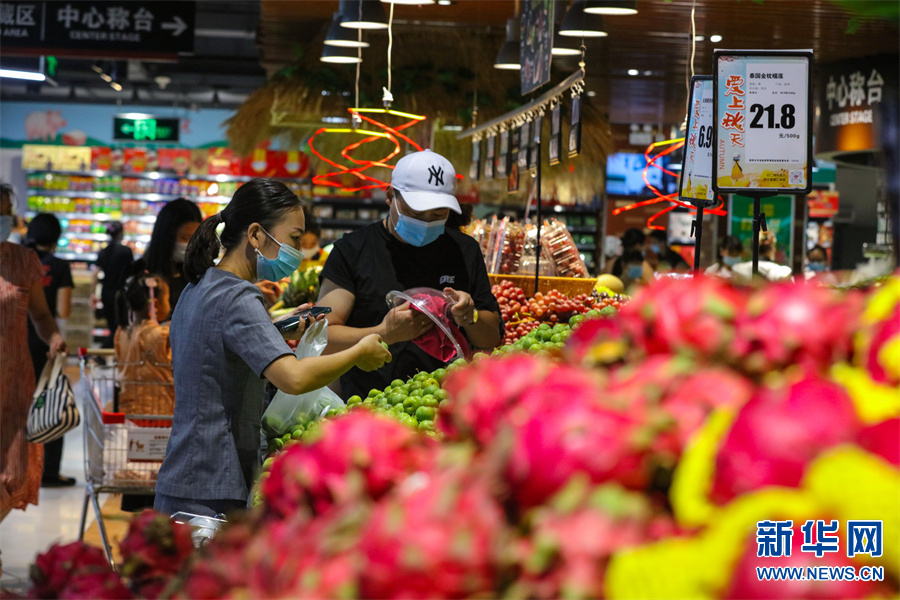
top-left (489, 274), bottom-right (598, 297)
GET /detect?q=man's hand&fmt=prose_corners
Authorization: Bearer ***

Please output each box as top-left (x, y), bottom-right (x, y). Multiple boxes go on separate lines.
top-left (380, 302), bottom-right (433, 345)
top-left (444, 287), bottom-right (477, 328)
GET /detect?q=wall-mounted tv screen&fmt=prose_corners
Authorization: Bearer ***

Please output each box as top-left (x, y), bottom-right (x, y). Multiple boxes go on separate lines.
top-left (606, 152), bottom-right (679, 197)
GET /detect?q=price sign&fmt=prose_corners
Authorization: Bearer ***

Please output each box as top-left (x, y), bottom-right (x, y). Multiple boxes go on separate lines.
top-left (680, 76), bottom-right (715, 204)
top-left (713, 50), bottom-right (813, 194)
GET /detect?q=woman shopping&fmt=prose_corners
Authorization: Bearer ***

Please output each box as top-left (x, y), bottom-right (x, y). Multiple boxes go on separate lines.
top-left (154, 179), bottom-right (391, 517)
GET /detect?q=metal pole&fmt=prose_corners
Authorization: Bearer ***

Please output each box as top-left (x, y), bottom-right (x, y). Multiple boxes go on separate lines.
top-left (752, 194), bottom-right (761, 275)
top-left (534, 137), bottom-right (542, 294)
top-left (693, 205), bottom-right (705, 273)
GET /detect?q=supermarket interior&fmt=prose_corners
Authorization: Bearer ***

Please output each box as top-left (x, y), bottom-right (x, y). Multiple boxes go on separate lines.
top-left (0, 1), bottom-right (898, 598)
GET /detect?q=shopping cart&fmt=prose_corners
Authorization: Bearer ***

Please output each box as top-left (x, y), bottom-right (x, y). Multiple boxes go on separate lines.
top-left (77, 348), bottom-right (174, 566)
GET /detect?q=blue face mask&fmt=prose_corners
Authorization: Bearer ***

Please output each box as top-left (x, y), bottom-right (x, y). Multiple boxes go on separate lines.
top-left (392, 200), bottom-right (446, 247)
top-left (0, 216), bottom-right (12, 243)
top-left (650, 243), bottom-right (662, 254)
top-left (723, 255), bottom-right (742, 267)
top-left (255, 228), bottom-right (303, 282)
top-left (808, 262), bottom-right (827, 272)
top-left (627, 264), bottom-right (644, 280)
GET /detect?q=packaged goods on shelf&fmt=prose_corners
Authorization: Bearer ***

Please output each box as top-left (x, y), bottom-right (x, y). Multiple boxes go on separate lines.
top-left (472, 216), bottom-right (590, 278)
top-left (542, 218), bottom-right (591, 278)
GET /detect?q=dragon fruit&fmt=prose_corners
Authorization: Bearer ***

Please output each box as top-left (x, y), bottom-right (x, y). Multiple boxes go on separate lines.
top-left (711, 374), bottom-right (862, 504)
top-left (357, 468), bottom-right (507, 599)
top-left (731, 283), bottom-right (864, 375)
top-left (856, 418), bottom-right (900, 466)
top-left (858, 301), bottom-right (900, 386)
top-left (564, 317), bottom-right (629, 366)
top-left (262, 411), bottom-right (436, 519)
top-left (180, 518), bottom-right (256, 599)
top-left (512, 480), bottom-right (678, 599)
top-left (618, 275), bottom-right (745, 359)
top-left (495, 364), bottom-right (650, 508)
top-left (29, 541), bottom-right (114, 600)
top-left (118, 509), bottom-right (194, 598)
top-left (56, 570), bottom-right (133, 600)
top-left (726, 526), bottom-right (885, 599)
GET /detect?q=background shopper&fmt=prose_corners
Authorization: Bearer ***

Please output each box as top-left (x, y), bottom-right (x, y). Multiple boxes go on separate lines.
top-left (0, 185), bottom-right (66, 523)
top-left (732, 231), bottom-right (793, 283)
top-left (645, 229), bottom-right (690, 273)
top-left (317, 150), bottom-right (503, 400)
top-left (298, 222), bottom-right (329, 270)
top-left (24, 214), bottom-right (76, 487)
top-left (705, 235), bottom-right (745, 279)
top-left (607, 228), bottom-right (645, 278)
top-left (92, 221), bottom-right (134, 348)
top-left (154, 178), bottom-right (390, 517)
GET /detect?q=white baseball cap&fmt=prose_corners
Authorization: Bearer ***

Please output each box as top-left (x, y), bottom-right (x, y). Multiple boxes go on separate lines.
top-left (391, 149), bottom-right (461, 214)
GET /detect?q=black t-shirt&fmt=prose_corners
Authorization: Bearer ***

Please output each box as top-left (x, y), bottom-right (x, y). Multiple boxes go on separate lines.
top-left (28, 251), bottom-right (74, 350)
top-left (96, 242), bottom-right (134, 302)
top-left (660, 248), bottom-right (689, 271)
top-left (321, 222), bottom-right (502, 399)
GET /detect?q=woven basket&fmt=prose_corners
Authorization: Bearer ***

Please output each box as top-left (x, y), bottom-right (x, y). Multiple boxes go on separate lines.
top-left (489, 274), bottom-right (597, 298)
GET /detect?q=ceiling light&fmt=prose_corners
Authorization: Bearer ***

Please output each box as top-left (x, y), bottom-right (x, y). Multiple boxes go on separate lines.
top-left (694, 35), bottom-right (704, 41)
top-left (100, 73), bottom-right (112, 82)
top-left (494, 17), bottom-right (521, 70)
top-left (551, 30), bottom-right (581, 56)
top-left (584, 0), bottom-right (637, 15)
top-left (340, 0), bottom-right (388, 30)
top-left (437, 0), bottom-right (453, 4)
top-left (324, 11), bottom-right (370, 48)
top-left (586, 90), bottom-right (596, 97)
top-left (381, 0), bottom-right (435, 4)
top-left (91, 63), bottom-right (103, 74)
top-left (643, 70), bottom-right (652, 76)
top-left (710, 34), bottom-right (723, 43)
top-left (110, 82), bottom-right (123, 91)
top-left (0, 68), bottom-right (46, 81)
top-left (560, 0), bottom-right (607, 37)
top-left (627, 69), bottom-right (639, 76)
top-left (320, 44), bottom-right (363, 64)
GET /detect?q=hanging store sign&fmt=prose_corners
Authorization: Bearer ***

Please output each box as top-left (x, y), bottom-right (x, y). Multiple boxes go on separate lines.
top-left (549, 103), bottom-right (562, 166)
top-left (497, 129), bottom-right (509, 179)
top-left (815, 54), bottom-right (898, 158)
top-left (483, 133), bottom-right (495, 179)
top-left (713, 50), bottom-right (813, 195)
top-left (508, 127), bottom-right (520, 192)
top-left (1, 1), bottom-right (195, 57)
top-left (469, 137), bottom-right (481, 181)
top-left (679, 76), bottom-right (715, 204)
top-left (113, 114), bottom-right (180, 143)
top-left (517, 121), bottom-right (530, 170)
top-left (520, 0), bottom-right (554, 95)
top-left (529, 114), bottom-right (541, 170)
top-left (568, 93), bottom-right (582, 158)
top-left (807, 190), bottom-right (840, 219)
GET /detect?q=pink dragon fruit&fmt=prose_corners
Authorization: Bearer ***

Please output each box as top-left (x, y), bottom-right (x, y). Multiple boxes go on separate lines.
top-left (860, 303), bottom-right (900, 386)
top-left (29, 541), bottom-right (114, 600)
top-left (180, 518), bottom-right (256, 599)
top-left (856, 418), bottom-right (900, 466)
top-left (57, 571), bottom-right (133, 600)
top-left (118, 509), bottom-right (194, 598)
top-left (439, 354), bottom-right (559, 445)
top-left (513, 481), bottom-right (678, 599)
top-left (711, 374), bottom-right (862, 504)
top-left (563, 317), bottom-right (630, 366)
top-left (725, 526), bottom-right (885, 599)
top-left (618, 275), bottom-right (746, 359)
top-left (357, 468), bottom-right (507, 599)
top-left (494, 363), bottom-right (650, 509)
top-left (731, 284), bottom-right (864, 375)
top-left (262, 411), bottom-right (436, 519)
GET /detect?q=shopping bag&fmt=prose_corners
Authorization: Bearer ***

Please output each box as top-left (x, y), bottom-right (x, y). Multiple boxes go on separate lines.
top-left (26, 354), bottom-right (80, 443)
top-left (261, 320), bottom-right (345, 436)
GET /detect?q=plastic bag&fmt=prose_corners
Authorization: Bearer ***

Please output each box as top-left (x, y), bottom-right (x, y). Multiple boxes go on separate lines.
top-left (261, 319), bottom-right (345, 436)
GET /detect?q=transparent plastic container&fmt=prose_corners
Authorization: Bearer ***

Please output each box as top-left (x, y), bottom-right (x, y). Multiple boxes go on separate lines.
top-left (385, 287), bottom-right (466, 361)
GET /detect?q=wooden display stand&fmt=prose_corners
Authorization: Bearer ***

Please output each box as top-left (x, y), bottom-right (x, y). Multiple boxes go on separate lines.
top-left (488, 274), bottom-right (597, 297)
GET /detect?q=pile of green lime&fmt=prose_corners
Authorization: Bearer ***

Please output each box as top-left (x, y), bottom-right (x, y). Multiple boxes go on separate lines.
top-left (345, 366), bottom-right (451, 435)
top-left (493, 321), bottom-right (574, 356)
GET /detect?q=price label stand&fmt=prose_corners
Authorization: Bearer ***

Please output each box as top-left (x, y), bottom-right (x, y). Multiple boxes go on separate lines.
top-left (747, 191), bottom-right (777, 274)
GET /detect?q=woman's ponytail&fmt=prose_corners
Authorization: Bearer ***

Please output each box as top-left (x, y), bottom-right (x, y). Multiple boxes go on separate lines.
top-left (184, 212), bottom-right (224, 284)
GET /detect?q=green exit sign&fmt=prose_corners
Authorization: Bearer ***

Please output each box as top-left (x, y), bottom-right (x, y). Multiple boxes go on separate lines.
top-left (114, 115), bottom-right (180, 143)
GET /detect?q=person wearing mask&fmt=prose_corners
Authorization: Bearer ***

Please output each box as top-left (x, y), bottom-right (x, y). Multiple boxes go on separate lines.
top-left (298, 222), bottom-right (329, 270)
top-left (607, 228), bottom-right (645, 278)
top-left (139, 199), bottom-right (202, 317)
top-left (705, 235), bottom-right (745, 279)
top-left (317, 150), bottom-right (504, 400)
top-left (92, 221), bottom-right (134, 348)
top-left (645, 230), bottom-right (690, 274)
top-left (24, 214), bottom-right (76, 487)
top-left (620, 249), bottom-right (652, 290)
top-left (1, 184), bottom-right (67, 524)
top-left (732, 231), bottom-right (793, 283)
top-left (804, 245), bottom-right (838, 284)
top-left (154, 179), bottom-right (390, 517)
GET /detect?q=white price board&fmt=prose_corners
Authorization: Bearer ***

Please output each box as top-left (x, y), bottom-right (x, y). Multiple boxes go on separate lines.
top-left (713, 50), bottom-right (813, 194)
top-left (680, 76), bottom-right (715, 204)
top-left (126, 428), bottom-right (170, 462)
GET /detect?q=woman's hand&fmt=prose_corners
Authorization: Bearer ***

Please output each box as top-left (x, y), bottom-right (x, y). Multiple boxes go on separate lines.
top-left (274, 303), bottom-right (311, 341)
top-left (47, 332), bottom-right (67, 360)
top-left (444, 287), bottom-right (477, 328)
top-left (354, 334), bottom-right (392, 372)
top-left (380, 302), bottom-right (433, 344)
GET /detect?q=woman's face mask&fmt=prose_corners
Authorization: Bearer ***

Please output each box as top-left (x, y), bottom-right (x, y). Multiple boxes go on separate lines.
top-left (627, 264), bottom-right (644, 280)
top-left (255, 228), bottom-right (303, 282)
top-left (0, 215), bottom-right (13, 243)
top-left (808, 261), bottom-right (827, 272)
top-left (723, 255), bottom-right (742, 267)
top-left (391, 200), bottom-right (446, 247)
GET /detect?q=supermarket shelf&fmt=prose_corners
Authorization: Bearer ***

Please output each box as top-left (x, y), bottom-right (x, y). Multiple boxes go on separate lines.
top-left (27, 189), bottom-right (233, 204)
top-left (57, 252), bottom-right (98, 262)
top-left (26, 211), bottom-right (157, 224)
top-left (62, 232), bottom-right (151, 242)
top-left (317, 218), bottom-right (377, 227)
top-left (567, 226), bottom-right (598, 233)
top-left (575, 244), bottom-right (597, 252)
top-left (27, 169), bottom-right (311, 183)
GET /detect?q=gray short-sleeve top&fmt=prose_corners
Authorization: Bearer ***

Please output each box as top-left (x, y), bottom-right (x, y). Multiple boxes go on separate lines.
top-left (155, 268), bottom-right (292, 501)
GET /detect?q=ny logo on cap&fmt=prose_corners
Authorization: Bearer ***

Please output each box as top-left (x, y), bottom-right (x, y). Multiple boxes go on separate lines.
top-left (427, 165), bottom-right (444, 186)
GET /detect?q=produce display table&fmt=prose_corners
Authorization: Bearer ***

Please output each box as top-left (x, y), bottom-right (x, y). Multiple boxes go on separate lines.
top-left (488, 274), bottom-right (597, 297)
